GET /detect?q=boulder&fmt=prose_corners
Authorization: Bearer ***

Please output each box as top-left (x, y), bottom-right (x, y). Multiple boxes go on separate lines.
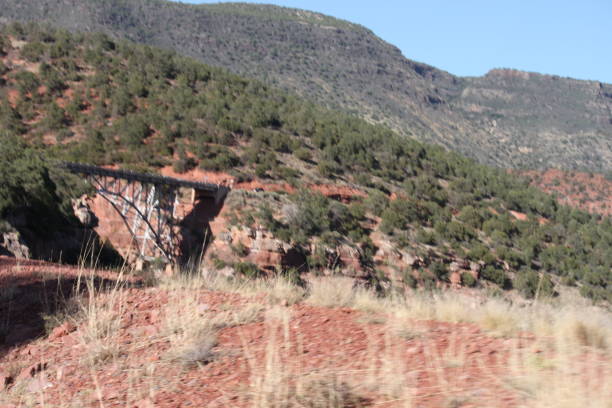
top-left (335, 244), bottom-right (367, 277)
top-left (400, 250), bottom-right (421, 267)
top-left (217, 266), bottom-right (236, 279)
top-left (48, 321), bottom-right (77, 341)
top-left (1, 231), bottom-right (30, 259)
top-left (449, 261), bottom-right (463, 273)
top-left (74, 207), bottom-right (94, 226)
top-left (72, 196), bottom-right (97, 227)
top-left (469, 262), bottom-right (482, 279)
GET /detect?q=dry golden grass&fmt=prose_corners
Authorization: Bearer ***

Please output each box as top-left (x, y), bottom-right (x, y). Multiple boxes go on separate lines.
top-left (72, 269), bottom-right (127, 367)
top-left (306, 276), bottom-right (357, 308)
top-left (3, 270), bottom-right (610, 408)
top-left (162, 291), bottom-right (219, 366)
top-left (242, 305), bottom-right (365, 408)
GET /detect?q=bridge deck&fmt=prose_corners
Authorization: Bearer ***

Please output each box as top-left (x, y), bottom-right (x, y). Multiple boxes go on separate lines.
top-left (61, 162), bottom-right (224, 194)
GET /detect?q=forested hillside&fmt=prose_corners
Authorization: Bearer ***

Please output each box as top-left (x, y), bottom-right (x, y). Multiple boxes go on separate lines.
top-left (0, 24), bottom-right (609, 301)
top-left (0, 0), bottom-right (611, 172)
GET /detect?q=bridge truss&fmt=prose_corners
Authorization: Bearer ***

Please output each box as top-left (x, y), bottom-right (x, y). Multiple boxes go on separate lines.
top-left (89, 175), bottom-right (179, 261)
top-left (62, 162), bottom-right (229, 262)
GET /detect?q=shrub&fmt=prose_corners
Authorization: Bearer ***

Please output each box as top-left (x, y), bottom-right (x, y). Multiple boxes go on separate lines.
top-left (279, 267), bottom-right (304, 287)
top-left (21, 41), bottom-right (45, 62)
top-left (0, 137), bottom-right (71, 225)
top-left (403, 270), bottom-right (418, 289)
top-left (286, 191), bottom-right (336, 244)
top-left (430, 262), bottom-right (448, 281)
top-left (480, 264), bottom-right (508, 288)
top-left (14, 71), bottom-right (40, 96)
top-left (515, 269), bottom-right (555, 299)
top-left (416, 228), bottom-right (436, 245)
top-left (234, 262), bottom-right (260, 278)
top-left (294, 147), bottom-right (312, 161)
top-left (275, 166), bottom-right (300, 181)
top-left (172, 156), bottom-right (196, 174)
top-left (466, 243), bottom-right (490, 261)
top-left (458, 205), bottom-right (484, 229)
top-left (231, 241), bottom-right (249, 257)
top-left (364, 190), bottom-right (388, 216)
top-left (44, 102), bottom-right (68, 130)
top-left (317, 160), bottom-right (337, 178)
top-left (119, 116), bottom-right (150, 147)
top-left (199, 146), bottom-right (241, 171)
top-left (442, 220), bottom-right (475, 242)
top-left (461, 272), bottom-right (477, 287)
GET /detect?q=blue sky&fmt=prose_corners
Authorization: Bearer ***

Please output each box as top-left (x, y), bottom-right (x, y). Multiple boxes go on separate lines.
top-left (180, 0), bottom-right (612, 83)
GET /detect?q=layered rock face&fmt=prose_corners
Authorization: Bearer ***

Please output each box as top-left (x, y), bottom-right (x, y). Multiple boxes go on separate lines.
top-left (205, 225), bottom-right (301, 274)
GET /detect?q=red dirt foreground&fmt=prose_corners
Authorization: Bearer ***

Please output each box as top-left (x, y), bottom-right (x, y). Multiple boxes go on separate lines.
top-left (1, 258), bottom-right (610, 407)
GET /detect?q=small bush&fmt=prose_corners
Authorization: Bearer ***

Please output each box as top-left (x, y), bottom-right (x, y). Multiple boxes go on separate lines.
top-left (515, 269), bottom-right (555, 299)
top-left (461, 272), bottom-right (477, 287)
top-left (234, 262), bottom-right (261, 278)
top-left (294, 147), bottom-right (312, 162)
top-left (416, 228), bottom-right (436, 245)
top-left (172, 156), bottom-right (196, 174)
top-left (430, 262), bottom-right (448, 281)
top-left (481, 264), bottom-right (507, 287)
top-left (403, 270), bottom-right (418, 289)
top-left (163, 294), bottom-right (218, 367)
top-left (231, 241), bottom-right (250, 257)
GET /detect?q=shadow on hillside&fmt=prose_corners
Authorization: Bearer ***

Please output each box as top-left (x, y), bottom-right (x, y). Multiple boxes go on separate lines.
top-left (0, 260), bottom-right (136, 359)
top-left (178, 196), bottom-right (225, 270)
top-left (19, 227), bottom-right (125, 267)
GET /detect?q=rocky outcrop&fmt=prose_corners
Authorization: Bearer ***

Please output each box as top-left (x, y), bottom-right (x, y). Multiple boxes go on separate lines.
top-left (205, 225), bottom-right (304, 273)
top-left (72, 195), bottom-right (97, 228)
top-left (0, 230), bottom-right (30, 259)
top-left (0, 204), bottom-right (122, 265)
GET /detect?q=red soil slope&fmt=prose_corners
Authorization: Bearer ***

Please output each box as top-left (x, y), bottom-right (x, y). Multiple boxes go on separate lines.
top-left (2, 260), bottom-right (609, 407)
top-left (521, 169), bottom-right (612, 216)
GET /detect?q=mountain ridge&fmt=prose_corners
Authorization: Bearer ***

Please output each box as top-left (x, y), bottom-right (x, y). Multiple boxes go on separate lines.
top-left (0, 0), bottom-right (610, 172)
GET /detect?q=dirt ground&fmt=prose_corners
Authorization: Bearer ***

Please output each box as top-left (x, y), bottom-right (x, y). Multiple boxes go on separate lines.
top-left (0, 256), bottom-right (609, 407)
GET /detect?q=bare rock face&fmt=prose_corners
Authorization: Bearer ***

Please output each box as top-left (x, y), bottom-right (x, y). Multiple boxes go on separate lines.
top-left (450, 271), bottom-right (462, 287)
top-left (204, 223), bottom-right (307, 274)
top-left (72, 195), bottom-right (97, 227)
top-left (469, 261), bottom-right (482, 279)
top-left (1, 231), bottom-right (30, 259)
top-left (320, 242), bottom-right (367, 277)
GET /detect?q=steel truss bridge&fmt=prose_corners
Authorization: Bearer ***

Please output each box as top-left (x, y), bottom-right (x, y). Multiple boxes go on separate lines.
top-left (61, 162), bottom-right (229, 262)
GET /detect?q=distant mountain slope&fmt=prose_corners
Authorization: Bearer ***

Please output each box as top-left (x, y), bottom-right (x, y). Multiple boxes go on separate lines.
top-left (1, 0), bottom-right (611, 172)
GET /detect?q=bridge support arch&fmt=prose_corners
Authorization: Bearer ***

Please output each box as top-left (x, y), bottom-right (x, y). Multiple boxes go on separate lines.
top-left (62, 162), bottom-right (229, 263)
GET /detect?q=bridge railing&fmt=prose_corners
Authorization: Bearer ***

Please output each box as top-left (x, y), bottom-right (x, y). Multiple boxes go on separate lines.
top-left (60, 162), bottom-right (225, 192)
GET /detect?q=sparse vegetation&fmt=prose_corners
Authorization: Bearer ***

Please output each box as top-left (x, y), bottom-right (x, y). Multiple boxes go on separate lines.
top-left (0, 7), bottom-right (609, 408)
top-left (2, 0), bottom-right (610, 172)
top-left (0, 23), bottom-right (609, 300)
top-left (3, 269), bottom-right (609, 407)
